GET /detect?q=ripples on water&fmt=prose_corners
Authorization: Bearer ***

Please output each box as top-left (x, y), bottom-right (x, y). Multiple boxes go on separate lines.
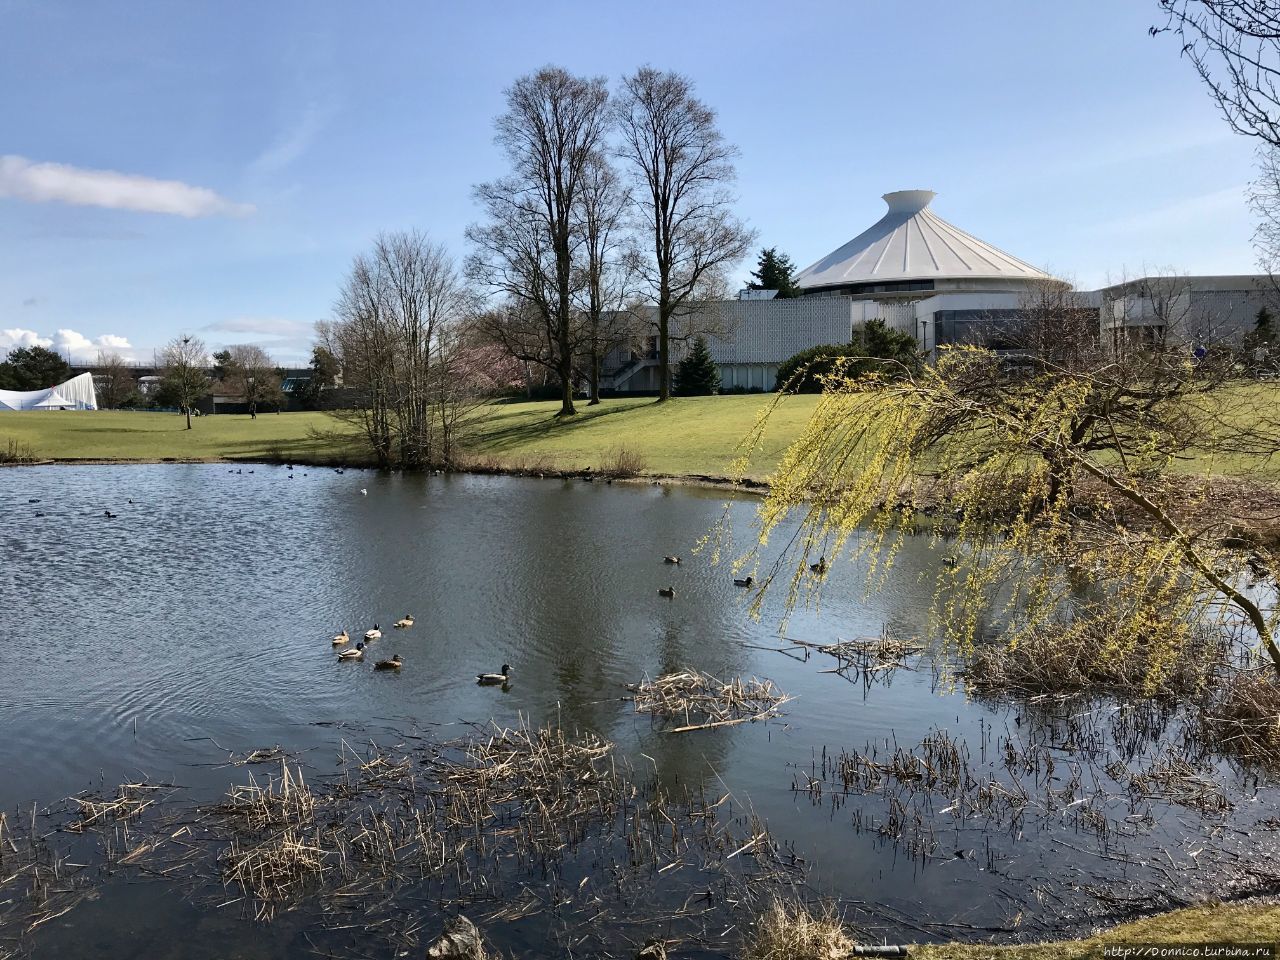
top-left (0, 464), bottom-right (1276, 953)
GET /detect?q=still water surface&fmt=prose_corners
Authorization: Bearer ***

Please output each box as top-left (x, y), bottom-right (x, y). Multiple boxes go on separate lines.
top-left (0, 465), bottom-right (1275, 955)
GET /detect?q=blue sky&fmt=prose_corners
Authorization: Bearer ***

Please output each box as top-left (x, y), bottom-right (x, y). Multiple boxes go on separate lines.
top-left (0, 0), bottom-right (1263, 364)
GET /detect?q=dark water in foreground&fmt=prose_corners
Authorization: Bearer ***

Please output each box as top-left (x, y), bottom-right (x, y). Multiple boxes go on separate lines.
top-left (0, 464), bottom-right (1277, 957)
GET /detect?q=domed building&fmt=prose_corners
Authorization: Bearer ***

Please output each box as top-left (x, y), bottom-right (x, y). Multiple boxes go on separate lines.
top-left (599, 189), bottom-right (1266, 394)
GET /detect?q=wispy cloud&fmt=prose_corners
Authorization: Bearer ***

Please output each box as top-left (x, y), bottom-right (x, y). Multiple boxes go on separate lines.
top-left (202, 317), bottom-right (314, 363)
top-left (249, 101), bottom-right (334, 177)
top-left (0, 155), bottom-right (255, 218)
top-left (1096, 186), bottom-right (1249, 236)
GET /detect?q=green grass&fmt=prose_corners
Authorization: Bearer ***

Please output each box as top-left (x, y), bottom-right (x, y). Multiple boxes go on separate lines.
top-left (0, 396), bottom-right (817, 478)
top-left (463, 395), bottom-right (817, 477)
top-left (0, 409), bottom-right (365, 464)
top-left (912, 899), bottom-right (1280, 959)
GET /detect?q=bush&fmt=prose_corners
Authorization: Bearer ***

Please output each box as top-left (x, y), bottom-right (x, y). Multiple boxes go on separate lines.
top-left (600, 445), bottom-right (647, 479)
top-left (743, 899), bottom-right (856, 960)
top-left (775, 318), bottom-right (920, 392)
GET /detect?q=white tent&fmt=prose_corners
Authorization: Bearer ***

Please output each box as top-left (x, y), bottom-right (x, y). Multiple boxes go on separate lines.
top-left (0, 372), bottom-right (98, 411)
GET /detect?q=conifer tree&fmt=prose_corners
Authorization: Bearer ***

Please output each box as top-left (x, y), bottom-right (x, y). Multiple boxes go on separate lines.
top-left (673, 336), bottom-right (721, 395)
top-left (750, 247), bottom-right (799, 298)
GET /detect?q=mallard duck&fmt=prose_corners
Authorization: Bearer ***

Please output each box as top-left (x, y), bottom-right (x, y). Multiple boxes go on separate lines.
top-left (394, 615), bottom-right (415, 629)
top-left (374, 654), bottom-right (402, 670)
top-left (364, 624), bottom-right (382, 641)
top-left (663, 556), bottom-right (681, 565)
top-left (332, 629), bottom-right (350, 646)
top-left (477, 664), bottom-right (510, 685)
top-left (733, 576), bottom-right (753, 587)
top-left (338, 642), bottom-right (364, 661)
top-left (658, 586), bottom-right (675, 598)
top-left (810, 556), bottom-right (827, 574)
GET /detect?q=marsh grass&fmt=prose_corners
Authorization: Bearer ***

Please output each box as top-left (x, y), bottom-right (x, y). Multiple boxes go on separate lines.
top-left (742, 898), bottom-right (856, 960)
top-left (1202, 670), bottom-right (1280, 769)
top-left (962, 623), bottom-right (1231, 697)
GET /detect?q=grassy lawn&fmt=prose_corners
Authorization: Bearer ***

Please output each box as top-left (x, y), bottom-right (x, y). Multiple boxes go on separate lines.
top-left (913, 899), bottom-right (1280, 959)
top-left (2, 384), bottom-right (1276, 484)
top-left (0, 409), bottom-right (365, 464)
top-left (0, 395), bottom-right (816, 478)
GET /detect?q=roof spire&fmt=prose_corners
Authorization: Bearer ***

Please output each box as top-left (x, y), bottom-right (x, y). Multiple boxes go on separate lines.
top-left (883, 190), bottom-right (936, 215)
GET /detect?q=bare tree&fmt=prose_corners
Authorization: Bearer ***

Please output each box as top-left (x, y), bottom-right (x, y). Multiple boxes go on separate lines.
top-left (1154, 1), bottom-right (1280, 147)
top-left (94, 351), bottom-right (136, 409)
top-left (159, 335), bottom-right (209, 429)
top-left (222, 344), bottom-right (285, 418)
top-left (574, 154), bottom-right (635, 404)
top-left (325, 232), bottom-right (472, 468)
top-left (466, 67), bottom-right (612, 417)
top-left (613, 67), bottom-right (754, 402)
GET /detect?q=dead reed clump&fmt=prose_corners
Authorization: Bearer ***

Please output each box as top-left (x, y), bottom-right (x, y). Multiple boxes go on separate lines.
top-left (742, 898), bottom-right (856, 960)
top-left (216, 764), bottom-right (318, 832)
top-left (625, 670), bottom-right (792, 733)
top-left (963, 624), bottom-right (1228, 697)
top-left (600, 445), bottom-right (647, 479)
top-left (1201, 670), bottom-right (1280, 769)
top-left (219, 827), bottom-right (327, 919)
top-left (1109, 751), bottom-right (1231, 814)
top-left (67, 782), bottom-right (163, 833)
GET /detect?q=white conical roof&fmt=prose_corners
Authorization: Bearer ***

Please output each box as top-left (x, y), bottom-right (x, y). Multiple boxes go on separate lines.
top-left (796, 190), bottom-right (1054, 291)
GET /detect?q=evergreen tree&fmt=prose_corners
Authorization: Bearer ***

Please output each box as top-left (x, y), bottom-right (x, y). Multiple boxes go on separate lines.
top-left (673, 336), bottom-right (721, 395)
top-left (1256, 307), bottom-right (1276, 344)
top-left (3, 345), bottom-right (72, 390)
top-left (749, 247), bottom-right (799, 298)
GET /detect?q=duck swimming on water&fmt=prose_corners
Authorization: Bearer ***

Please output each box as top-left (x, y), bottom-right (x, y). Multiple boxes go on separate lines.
top-left (332, 629), bottom-right (350, 646)
top-left (338, 642), bottom-right (364, 661)
top-left (477, 664), bottom-right (510, 685)
top-left (364, 624), bottom-right (382, 641)
top-left (374, 654), bottom-right (403, 670)
top-left (733, 576), bottom-right (753, 587)
top-left (394, 615), bottom-right (415, 629)
top-left (658, 586), bottom-right (675, 598)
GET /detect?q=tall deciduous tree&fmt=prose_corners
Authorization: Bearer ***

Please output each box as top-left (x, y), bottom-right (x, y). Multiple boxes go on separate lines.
top-left (575, 154), bottom-right (635, 405)
top-left (614, 67), bottom-right (755, 402)
top-left (749, 247), bottom-right (799, 298)
top-left (325, 232), bottom-right (473, 468)
top-left (159, 335), bottom-right (209, 429)
top-left (466, 66), bottom-right (612, 417)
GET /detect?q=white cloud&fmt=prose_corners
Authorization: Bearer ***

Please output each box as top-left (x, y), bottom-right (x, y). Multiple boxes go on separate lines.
top-left (0, 328), bottom-right (53, 350)
top-left (0, 155), bottom-right (255, 218)
top-left (0, 328), bottom-right (136, 362)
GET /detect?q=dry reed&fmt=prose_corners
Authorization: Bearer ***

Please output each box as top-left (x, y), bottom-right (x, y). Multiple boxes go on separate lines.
top-left (625, 670), bottom-right (792, 732)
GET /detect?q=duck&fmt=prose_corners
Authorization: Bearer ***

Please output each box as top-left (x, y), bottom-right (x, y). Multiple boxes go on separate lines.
top-left (942, 556), bottom-right (958, 568)
top-left (393, 615), bottom-right (415, 629)
top-left (658, 586), bottom-right (675, 598)
top-left (337, 642), bottom-right (364, 661)
top-left (364, 624), bottom-right (382, 641)
top-left (810, 556), bottom-right (827, 574)
top-left (360, 489), bottom-right (368, 496)
top-left (374, 654), bottom-right (403, 671)
top-left (332, 629), bottom-right (350, 646)
top-left (477, 664), bottom-right (511, 685)
top-left (733, 576), bottom-right (753, 587)
top-left (104, 510), bottom-right (118, 519)
top-left (663, 556), bottom-right (681, 565)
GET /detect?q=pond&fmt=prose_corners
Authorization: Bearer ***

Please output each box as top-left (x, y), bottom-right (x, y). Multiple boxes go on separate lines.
top-left (0, 465), bottom-right (1276, 957)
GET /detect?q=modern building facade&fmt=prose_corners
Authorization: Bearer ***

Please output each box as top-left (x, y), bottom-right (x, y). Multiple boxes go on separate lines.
top-left (600, 189), bottom-right (1273, 393)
